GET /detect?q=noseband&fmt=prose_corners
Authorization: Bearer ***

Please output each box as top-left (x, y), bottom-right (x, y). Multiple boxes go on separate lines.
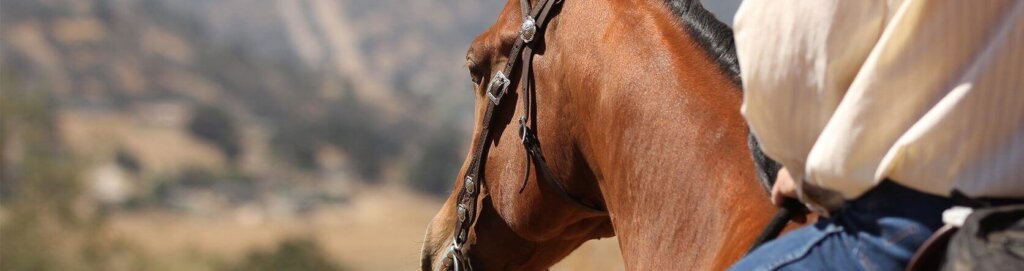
top-left (445, 0), bottom-right (607, 270)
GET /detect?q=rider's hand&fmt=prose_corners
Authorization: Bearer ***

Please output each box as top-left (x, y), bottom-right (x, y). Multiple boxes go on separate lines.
top-left (770, 167), bottom-right (799, 208)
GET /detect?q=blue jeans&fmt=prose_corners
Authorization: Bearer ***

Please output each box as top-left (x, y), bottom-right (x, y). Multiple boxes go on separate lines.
top-left (730, 181), bottom-right (953, 271)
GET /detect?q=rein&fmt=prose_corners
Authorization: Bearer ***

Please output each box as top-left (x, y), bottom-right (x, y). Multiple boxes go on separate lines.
top-left (445, 0), bottom-right (606, 269)
top-left (746, 198), bottom-right (803, 253)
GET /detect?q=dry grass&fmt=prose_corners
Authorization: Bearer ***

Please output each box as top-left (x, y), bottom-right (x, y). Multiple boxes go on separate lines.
top-left (106, 188), bottom-right (623, 270)
top-left (58, 109), bottom-right (226, 176)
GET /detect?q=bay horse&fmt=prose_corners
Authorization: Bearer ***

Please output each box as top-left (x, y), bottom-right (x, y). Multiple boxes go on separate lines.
top-left (421, 0), bottom-right (790, 269)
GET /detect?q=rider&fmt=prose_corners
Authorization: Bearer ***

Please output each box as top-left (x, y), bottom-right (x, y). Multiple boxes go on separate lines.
top-left (729, 1), bottom-right (1024, 270)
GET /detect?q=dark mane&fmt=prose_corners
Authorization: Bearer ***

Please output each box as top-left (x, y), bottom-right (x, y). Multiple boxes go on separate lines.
top-left (664, 0), bottom-right (781, 191)
top-left (664, 0), bottom-right (741, 86)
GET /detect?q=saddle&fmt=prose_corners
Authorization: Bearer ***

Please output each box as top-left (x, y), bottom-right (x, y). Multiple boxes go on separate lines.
top-left (907, 203), bottom-right (1024, 271)
top-left (906, 224), bottom-right (958, 271)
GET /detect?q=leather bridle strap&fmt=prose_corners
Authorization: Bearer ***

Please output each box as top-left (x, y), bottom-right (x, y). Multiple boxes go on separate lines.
top-left (515, 1), bottom-right (605, 213)
top-left (521, 123), bottom-right (607, 212)
top-left (446, 0), bottom-right (604, 270)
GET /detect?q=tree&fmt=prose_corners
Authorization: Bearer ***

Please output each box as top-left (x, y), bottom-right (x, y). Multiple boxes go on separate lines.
top-left (187, 105), bottom-right (242, 163)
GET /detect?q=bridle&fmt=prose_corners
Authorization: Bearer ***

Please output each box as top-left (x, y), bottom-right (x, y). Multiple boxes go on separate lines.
top-left (444, 0), bottom-right (607, 270)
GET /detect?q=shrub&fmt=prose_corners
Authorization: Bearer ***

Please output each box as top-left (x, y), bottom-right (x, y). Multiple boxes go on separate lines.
top-left (224, 238), bottom-right (344, 271)
top-left (188, 105), bottom-right (242, 163)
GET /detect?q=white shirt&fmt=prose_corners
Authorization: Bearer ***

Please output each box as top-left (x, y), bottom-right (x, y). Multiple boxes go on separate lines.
top-left (733, 0), bottom-right (1024, 210)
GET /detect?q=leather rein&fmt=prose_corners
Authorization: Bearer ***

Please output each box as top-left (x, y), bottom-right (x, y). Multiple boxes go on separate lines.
top-left (445, 0), bottom-right (607, 269)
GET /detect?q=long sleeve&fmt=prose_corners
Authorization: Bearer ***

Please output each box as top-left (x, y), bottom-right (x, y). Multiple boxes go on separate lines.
top-left (735, 0), bottom-right (1024, 211)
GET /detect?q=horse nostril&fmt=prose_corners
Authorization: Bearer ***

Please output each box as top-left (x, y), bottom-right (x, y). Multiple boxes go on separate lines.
top-left (420, 234), bottom-right (438, 271)
top-left (420, 251), bottom-right (433, 271)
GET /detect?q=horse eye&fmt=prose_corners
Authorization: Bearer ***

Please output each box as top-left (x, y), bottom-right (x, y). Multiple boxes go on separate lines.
top-left (467, 57), bottom-right (485, 86)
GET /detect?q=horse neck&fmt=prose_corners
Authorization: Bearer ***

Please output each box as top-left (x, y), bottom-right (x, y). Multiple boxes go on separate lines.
top-left (564, 1), bottom-right (777, 269)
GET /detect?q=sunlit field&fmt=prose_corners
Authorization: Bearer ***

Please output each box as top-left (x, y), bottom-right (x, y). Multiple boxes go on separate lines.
top-left (100, 189), bottom-right (623, 270)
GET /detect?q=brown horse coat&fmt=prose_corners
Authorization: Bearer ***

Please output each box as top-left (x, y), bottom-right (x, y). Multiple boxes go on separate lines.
top-left (422, 0), bottom-right (799, 270)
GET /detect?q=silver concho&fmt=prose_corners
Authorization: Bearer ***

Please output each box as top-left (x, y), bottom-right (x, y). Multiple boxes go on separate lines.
top-left (520, 16), bottom-right (537, 43)
top-left (464, 176), bottom-right (475, 194)
top-left (457, 204), bottom-right (468, 222)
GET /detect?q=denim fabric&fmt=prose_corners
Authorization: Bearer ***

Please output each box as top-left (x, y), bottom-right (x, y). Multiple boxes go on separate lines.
top-left (730, 181), bottom-right (953, 271)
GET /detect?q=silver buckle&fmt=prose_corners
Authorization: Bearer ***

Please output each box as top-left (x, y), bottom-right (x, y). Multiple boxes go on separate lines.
top-left (448, 239), bottom-right (469, 271)
top-left (520, 16), bottom-right (537, 43)
top-left (486, 71), bottom-right (510, 105)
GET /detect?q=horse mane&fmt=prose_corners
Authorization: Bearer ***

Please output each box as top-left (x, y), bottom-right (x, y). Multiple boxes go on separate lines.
top-left (664, 0), bottom-right (741, 85)
top-left (664, 0), bottom-right (781, 192)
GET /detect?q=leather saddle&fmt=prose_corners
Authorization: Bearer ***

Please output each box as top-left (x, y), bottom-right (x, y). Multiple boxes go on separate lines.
top-left (906, 224), bottom-right (958, 271)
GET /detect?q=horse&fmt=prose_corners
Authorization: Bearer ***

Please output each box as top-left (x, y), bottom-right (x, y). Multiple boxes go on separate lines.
top-left (421, 0), bottom-right (794, 269)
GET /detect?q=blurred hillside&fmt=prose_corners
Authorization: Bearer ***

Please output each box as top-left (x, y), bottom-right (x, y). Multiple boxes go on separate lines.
top-left (0, 0), bottom-right (740, 206)
top-left (1, 0), bottom-right (737, 270)
top-left (1, 0), bottom-right (504, 269)
top-left (1, 0), bottom-right (505, 205)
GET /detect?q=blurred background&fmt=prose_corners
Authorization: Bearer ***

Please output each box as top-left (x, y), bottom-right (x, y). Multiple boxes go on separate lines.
top-left (0, 0), bottom-right (739, 270)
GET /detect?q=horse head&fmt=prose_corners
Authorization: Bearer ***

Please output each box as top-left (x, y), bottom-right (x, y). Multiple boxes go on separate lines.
top-left (420, 0), bottom-right (617, 270)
